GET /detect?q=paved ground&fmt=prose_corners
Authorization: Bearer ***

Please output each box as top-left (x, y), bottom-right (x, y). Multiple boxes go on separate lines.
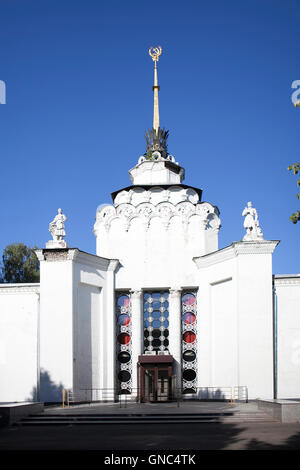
top-left (0, 401), bottom-right (300, 452)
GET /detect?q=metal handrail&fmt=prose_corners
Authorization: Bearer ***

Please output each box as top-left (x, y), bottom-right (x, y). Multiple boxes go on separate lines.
top-left (62, 385), bottom-right (248, 408)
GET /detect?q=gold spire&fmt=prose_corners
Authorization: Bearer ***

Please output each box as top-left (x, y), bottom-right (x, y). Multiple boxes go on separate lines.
top-left (149, 46), bottom-right (162, 133)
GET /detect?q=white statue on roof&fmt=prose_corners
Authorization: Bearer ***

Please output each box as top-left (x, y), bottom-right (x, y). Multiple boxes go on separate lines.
top-left (242, 201), bottom-right (264, 241)
top-left (46, 208), bottom-right (68, 248)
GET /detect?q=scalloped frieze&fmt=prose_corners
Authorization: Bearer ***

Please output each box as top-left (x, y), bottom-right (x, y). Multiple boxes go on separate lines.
top-left (114, 185), bottom-right (200, 208)
top-left (95, 198), bottom-right (220, 233)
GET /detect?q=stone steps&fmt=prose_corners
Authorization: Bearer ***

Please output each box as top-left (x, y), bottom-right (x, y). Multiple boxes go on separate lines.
top-left (15, 410), bottom-right (278, 426)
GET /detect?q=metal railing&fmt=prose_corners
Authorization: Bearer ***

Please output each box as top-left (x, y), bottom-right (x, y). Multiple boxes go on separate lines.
top-left (62, 385), bottom-right (248, 408)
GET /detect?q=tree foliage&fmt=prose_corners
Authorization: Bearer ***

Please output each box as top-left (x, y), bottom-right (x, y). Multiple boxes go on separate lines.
top-left (0, 243), bottom-right (40, 283)
top-left (287, 163), bottom-right (300, 224)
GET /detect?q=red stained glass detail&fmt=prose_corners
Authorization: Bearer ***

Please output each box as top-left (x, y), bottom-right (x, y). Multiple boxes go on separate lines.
top-left (117, 333), bottom-right (131, 345)
top-left (118, 314), bottom-right (131, 326)
top-left (183, 312), bottom-right (196, 324)
top-left (184, 296), bottom-right (196, 305)
top-left (183, 331), bottom-right (196, 343)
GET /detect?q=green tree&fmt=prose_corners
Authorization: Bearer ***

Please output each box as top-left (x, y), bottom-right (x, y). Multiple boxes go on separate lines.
top-left (0, 243), bottom-right (40, 283)
top-left (287, 163), bottom-right (300, 224)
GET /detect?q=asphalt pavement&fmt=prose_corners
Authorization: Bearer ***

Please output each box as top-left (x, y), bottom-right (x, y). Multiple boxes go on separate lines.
top-left (0, 401), bottom-right (300, 452)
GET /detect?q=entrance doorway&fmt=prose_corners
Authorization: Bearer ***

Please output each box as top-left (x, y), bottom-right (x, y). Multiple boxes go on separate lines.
top-left (138, 355), bottom-right (173, 402)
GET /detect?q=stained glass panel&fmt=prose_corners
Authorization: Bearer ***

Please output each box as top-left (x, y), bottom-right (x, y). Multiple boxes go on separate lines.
top-left (181, 291), bottom-right (197, 394)
top-left (116, 292), bottom-right (132, 395)
top-left (143, 291), bottom-right (169, 353)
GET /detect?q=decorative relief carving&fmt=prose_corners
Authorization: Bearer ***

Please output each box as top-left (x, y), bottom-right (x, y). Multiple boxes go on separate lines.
top-left (0, 285), bottom-right (40, 294)
top-left (95, 196), bottom-right (220, 233)
top-left (274, 277), bottom-right (300, 286)
top-left (44, 250), bottom-right (69, 262)
top-left (162, 189), bottom-right (170, 201)
top-left (136, 203), bottom-right (154, 217)
top-left (157, 202), bottom-right (174, 229)
top-left (177, 201), bottom-right (195, 219)
top-left (116, 204), bottom-right (135, 218)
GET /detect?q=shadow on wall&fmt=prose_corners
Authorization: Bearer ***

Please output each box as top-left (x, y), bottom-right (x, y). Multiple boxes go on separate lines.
top-left (27, 370), bottom-right (64, 403)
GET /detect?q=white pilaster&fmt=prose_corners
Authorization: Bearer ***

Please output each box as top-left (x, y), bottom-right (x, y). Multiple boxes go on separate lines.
top-left (36, 249), bottom-right (75, 402)
top-left (103, 260), bottom-right (119, 396)
top-left (168, 287), bottom-right (182, 394)
top-left (130, 289), bottom-right (143, 394)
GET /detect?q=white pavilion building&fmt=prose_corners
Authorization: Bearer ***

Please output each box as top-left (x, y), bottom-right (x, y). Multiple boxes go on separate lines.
top-left (0, 49), bottom-right (299, 404)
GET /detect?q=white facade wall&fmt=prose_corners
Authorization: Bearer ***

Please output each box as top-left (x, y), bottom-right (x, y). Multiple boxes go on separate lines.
top-left (210, 278), bottom-right (237, 388)
top-left (75, 284), bottom-right (101, 391)
top-left (0, 284), bottom-right (39, 402)
top-left (236, 245), bottom-right (275, 400)
top-left (194, 241), bottom-right (278, 400)
top-left (275, 275), bottom-right (300, 399)
top-left (195, 252), bottom-right (237, 391)
top-left (36, 250), bottom-right (74, 402)
top-left (35, 248), bottom-right (118, 402)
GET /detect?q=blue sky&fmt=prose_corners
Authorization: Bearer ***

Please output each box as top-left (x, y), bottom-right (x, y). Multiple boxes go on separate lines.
top-left (0, 0), bottom-right (299, 274)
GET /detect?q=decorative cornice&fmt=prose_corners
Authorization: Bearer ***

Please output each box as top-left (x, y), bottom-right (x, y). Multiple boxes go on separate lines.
top-left (43, 250), bottom-right (70, 262)
top-left (35, 248), bottom-right (73, 262)
top-left (35, 248), bottom-right (115, 271)
top-left (194, 240), bottom-right (280, 269)
top-left (67, 249), bottom-right (79, 261)
top-left (74, 250), bottom-right (114, 271)
top-left (0, 284), bottom-right (40, 294)
top-left (274, 275), bottom-right (300, 286)
top-left (107, 259), bottom-right (120, 272)
top-left (35, 249), bottom-right (45, 261)
top-left (193, 245), bottom-right (235, 269)
top-left (232, 240), bottom-right (279, 255)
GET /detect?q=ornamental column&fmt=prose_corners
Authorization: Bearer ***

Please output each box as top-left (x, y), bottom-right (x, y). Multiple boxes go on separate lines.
top-left (130, 289), bottom-right (143, 395)
top-left (168, 287), bottom-right (182, 396)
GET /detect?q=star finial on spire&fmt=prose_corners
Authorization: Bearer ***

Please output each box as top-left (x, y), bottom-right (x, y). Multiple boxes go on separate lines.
top-left (149, 46), bottom-right (162, 133)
